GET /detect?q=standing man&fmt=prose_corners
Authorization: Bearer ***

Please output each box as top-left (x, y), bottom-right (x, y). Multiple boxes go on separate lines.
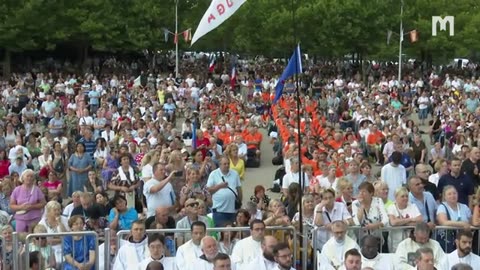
top-left (438, 157), bottom-right (474, 207)
top-left (446, 230), bottom-right (480, 269)
top-left (460, 147), bottom-right (480, 187)
top-left (143, 162), bottom-right (177, 217)
top-left (231, 219), bottom-right (265, 270)
top-left (206, 156), bottom-right (242, 226)
top-left (272, 242), bottom-right (295, 270)
top-left (408, 176), bottom-right (437, 229)
top-left (380, 151), bottom-right (406, 200)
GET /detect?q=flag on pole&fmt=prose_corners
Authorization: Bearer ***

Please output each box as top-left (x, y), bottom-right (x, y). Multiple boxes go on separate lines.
top-left (192, 122), bottom-right (197, 149)
top-left (387, 30), bottom-right (392, 45)
top-left (274, 45), bottom-right (302, 104)
top-left (183, 29), bottom-right (192, 42)
top-left (230, 66), bottom-right (237, 90)
top-left (208, 54), bottom-right (216, 73)
top-left (191, 0), bottom-right (247, 45)
top-left (133, 76), bottom-right (141, 87)
top-left (410, 30), bottom-right (418, 43)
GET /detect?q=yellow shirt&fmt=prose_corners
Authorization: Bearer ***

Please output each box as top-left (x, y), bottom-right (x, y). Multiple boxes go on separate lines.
top-left (230, 158), bottom-right (245, 180)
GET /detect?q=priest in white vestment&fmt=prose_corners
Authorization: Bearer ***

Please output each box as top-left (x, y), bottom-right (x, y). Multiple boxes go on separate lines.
top-left (231, 220), bottom-right (265, 270)
top-left (189, 236), bottom-right (235, 270)
top-left (113, 221), bottom-right (151, 270)
top-left (271, 242), bottom-right (295, 270)
top-left (98, 229), bottom-right (127, 270)
top-left (318, 221), bottom-right (359, 270)
top-left (446, 231), bottom-right (480, 270)
top-left (175, 221), bottom-right (206, 270)
top-left (241, 235), bottom-right (278, 270)
top-left (358, 235), bottom-right (395, 270)
top-left (139, 233), bottom-right (176, 270)
top-left (395, 223), bottom-right (445, 270)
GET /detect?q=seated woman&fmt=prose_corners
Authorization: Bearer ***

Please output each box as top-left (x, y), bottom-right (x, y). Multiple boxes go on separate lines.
top-left (84, 170), bottom-right (103, 194)
top-left (38, 200), bottom-right (70, 266)
top-left (108, 194), bottom-right (138, 231)
top-left (436, 185), bottom-right (472, 253)
top-left (250, 185), bottom-right (270, 214)
top-left (0, 225), bottom-right (18, 270)
top-left (63, 215), bottom-right (96, 270)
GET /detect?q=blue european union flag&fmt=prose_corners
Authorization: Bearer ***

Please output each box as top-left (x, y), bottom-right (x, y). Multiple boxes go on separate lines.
top-left (273, 44), bottom-right (303, 104)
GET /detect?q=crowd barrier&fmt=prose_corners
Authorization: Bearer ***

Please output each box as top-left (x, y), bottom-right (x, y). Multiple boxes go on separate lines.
top-left (0, 235), bottom-right (6, 270)
top-left (4, 225), bottom-right (476, 270)
top-left (311, 225), bottom-right (480, 270)
top-left (22, 231), bottom-right (99, 270)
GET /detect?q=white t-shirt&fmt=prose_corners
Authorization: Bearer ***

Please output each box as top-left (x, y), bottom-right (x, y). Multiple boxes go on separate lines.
top-left (418, 96), bottom-right (429, 110)
top-left (143, 178), bottom-right (175, 217)
top-left (282, 172), bottom-right (310, 190)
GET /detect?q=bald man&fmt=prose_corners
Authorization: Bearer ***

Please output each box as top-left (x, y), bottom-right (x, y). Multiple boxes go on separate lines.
top-left (241, 235), bottom-right (278, 270)
top-left (414, 164), bottom-right (439, 201)
top-left (145, 207), bottom-right (176, 231)
top-left (461, 147), bottom-right (480, 187)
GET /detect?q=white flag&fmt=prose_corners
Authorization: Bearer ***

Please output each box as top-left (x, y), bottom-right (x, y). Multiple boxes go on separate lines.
top-left (191, 0), bottom-right (247, 45)
top-left (133, 76), bottom-right (141, 87)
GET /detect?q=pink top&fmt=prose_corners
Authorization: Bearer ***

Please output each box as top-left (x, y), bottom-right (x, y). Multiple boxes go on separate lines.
top-left (43, 180), bottom-right (62, 191)
top-left (11, 185), bottom-right (45, 221)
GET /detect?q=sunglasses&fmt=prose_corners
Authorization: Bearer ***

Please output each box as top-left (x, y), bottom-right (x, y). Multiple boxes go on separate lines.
top-left (187, 202), bottom-right (199, 208)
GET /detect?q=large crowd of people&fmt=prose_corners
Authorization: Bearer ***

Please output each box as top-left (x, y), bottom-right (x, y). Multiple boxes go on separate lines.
top-left (0, 56), bottom-right (479, 270)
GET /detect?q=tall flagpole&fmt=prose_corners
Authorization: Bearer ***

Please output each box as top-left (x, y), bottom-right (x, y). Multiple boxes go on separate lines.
top-left (398, 0), bottom-right (404, 81)
top-left (175, 0), bottom-right (179, 78)
top-left (291, 0), bottom-right (304, 267)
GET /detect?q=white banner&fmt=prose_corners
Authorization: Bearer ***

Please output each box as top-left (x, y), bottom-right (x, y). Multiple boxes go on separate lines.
top-left (191, 0), bottom-right (247, 45)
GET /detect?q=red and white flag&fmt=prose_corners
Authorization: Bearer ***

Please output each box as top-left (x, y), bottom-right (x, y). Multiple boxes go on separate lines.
top-left (230, 66), bottom-right (237, 89)
top-left (209, 54), bottom-right (216, 73)
top-left (191, 0), bottom-right (248, 45)
top-left (183, 29), bottom-right (192, 42)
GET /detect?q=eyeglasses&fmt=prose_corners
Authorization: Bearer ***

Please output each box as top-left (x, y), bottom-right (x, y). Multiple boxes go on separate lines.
top-left (187, 202), bottom-right (199, 208)
top-left (36, 237), bottom-right (47, 240)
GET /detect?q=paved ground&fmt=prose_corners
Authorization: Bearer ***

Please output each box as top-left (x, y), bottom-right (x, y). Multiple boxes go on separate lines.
top-left (242, 129), bottom-right (281, 204)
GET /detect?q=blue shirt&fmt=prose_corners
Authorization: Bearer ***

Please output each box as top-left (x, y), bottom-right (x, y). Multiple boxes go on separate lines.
top-left (409, 192), bottom-right (437, 223)
top-left (63, 235), bottom-right (95, 270)
top-left (437, 202), bottom-right (471, 222)
top-left (108, 207), bottom-right (138, 230)
top-left (206, 168), bottom-right (241, 213)
top-left (88, 90), bottom-right (100, 105)
top-left (78, 138), bottom-right (96, 159)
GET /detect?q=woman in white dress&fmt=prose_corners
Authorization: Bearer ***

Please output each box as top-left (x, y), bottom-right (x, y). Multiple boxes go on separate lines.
top-left (38, 200), bottom-right (70, 267)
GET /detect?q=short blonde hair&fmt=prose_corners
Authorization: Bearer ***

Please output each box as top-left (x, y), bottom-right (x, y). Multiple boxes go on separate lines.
top-left (33, 224), bottom-right (47, 234)
top-left (394, 187), bottom-right (409, 198)
top-left (336, 177), bottom-right (352, 193)
top-left (45, 200), bottom-right (61, 214)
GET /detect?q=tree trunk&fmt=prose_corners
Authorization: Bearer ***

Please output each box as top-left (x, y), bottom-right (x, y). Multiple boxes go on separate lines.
top-left (3, 49), bottom-right (11, 78)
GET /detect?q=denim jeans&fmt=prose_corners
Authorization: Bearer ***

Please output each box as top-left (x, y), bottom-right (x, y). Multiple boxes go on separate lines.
top-left (212, 211), bottom-right (236, 227)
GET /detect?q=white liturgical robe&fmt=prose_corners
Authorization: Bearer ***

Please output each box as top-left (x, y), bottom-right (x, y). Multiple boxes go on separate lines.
top-left (231, 236), bottom-right (262, 270)
top-left (446, 250), bottom-right (480, 270)
top-left (175, 240), bottom-right (203, 270)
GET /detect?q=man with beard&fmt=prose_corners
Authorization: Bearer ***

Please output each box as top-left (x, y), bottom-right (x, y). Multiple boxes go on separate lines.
top-left (446, 230), bottom-right (480, 269)
top-left (318, 221), bottom-right (359, 270)
top-left (241, 235), bottom-right (278, 270)
top-left (358, 235), bottom-right (394, 270)
top-left (272, 242), bottom-right (295, 270)
top-left (340, 249), bottom-right (362, 270)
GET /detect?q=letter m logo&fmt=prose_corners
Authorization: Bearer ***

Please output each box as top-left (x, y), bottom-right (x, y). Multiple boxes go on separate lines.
top-left (432, 16), bottom-right (454, 36)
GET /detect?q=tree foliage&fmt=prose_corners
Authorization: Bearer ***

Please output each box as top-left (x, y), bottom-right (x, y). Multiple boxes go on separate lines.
top-left (0, 0), bottom-right (479, 63)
